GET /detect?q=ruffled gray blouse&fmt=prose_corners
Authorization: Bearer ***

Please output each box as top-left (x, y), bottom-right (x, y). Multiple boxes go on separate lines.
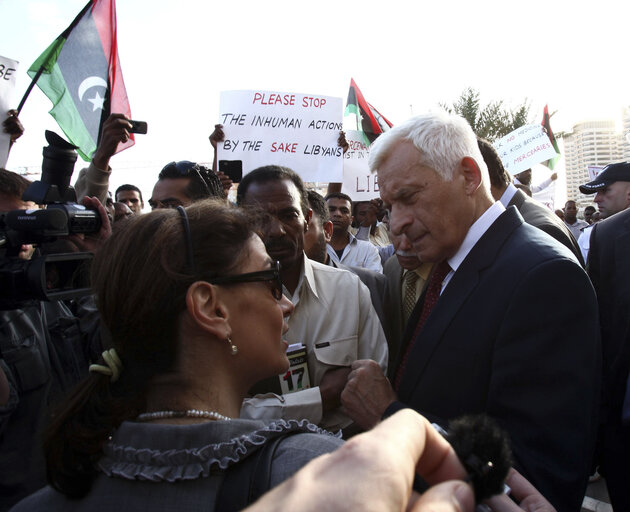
top-left (10, 418), bottom-right (344, 511)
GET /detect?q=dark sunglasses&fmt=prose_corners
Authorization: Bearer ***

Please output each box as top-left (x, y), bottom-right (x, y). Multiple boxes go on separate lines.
top-left (176, 207), bottom-right (283, 300)
top-left (162, 160), bottom-right (198, 176)
top-left (208, 261), bottom-right (283, 301)
top-left (161, 161), bottom-right (211, 194)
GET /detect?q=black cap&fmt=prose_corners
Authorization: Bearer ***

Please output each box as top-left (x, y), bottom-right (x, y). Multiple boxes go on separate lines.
top-left (579, 162), bottom-right (630, 194)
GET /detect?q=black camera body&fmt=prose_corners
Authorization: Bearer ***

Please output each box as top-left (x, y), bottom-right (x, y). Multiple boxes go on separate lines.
top-left (0, 131), bottom-right (101, 308)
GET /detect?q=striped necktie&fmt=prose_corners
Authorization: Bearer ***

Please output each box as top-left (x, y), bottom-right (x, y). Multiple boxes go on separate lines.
top-left (402, 270), bottom-right (419, 324)
top-left (394, 260), bottom-right (451, 391)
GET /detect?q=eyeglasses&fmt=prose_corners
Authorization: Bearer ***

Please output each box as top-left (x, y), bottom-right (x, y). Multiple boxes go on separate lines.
top-left (208, 261), bottom-right (283, 301)
top-left (176, 207), bottom-right (283, 300)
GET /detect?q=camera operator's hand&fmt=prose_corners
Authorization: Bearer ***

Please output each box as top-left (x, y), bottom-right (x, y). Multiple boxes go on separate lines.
top-left (92, 114), bottom-right (132, 171)
top-left (3, 109), bottom-right (24, 145)
top-left (65, 196), bottom-right (112, 253)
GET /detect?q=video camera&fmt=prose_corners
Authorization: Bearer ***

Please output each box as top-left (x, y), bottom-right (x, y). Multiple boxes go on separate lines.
top-left (0, 131), bottom-right (101, 308)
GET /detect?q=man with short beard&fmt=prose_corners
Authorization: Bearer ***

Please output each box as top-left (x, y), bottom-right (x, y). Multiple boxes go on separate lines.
top-left (237, 166), bottom-right (387, 433)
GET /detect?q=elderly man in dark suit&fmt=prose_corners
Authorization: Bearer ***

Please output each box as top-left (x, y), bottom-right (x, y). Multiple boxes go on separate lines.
top-left (476, 138), bottom-right (584, 266)
top-left (588, 204), bottom-right (630, 511)
top-left (341, 111), bottom-right (601, 511)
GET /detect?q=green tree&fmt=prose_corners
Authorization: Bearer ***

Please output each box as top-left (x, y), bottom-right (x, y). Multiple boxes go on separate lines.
top-left (441, 88), bottom-right (531, 142)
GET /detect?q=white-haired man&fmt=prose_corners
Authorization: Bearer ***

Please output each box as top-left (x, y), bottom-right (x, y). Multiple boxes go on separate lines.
top-left (340, 111), bottom-right (600, 511)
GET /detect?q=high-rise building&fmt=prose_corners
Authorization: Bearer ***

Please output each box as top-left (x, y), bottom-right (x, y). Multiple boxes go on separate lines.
top-left (563, 119), bottom-right (625, 209)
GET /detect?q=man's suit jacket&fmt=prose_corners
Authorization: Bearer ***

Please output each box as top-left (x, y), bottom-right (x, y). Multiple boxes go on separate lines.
top-left (587, 208), bottom-right (630, 509)
top-left (389, 207), bottom-right (601, 512)
top-left (508, 189), bottom-right (585, 266)
top-left (588, 208), bottom-right (630, 400)
top-left (382, 257), bottom-right (405, 377)
top-left (330, 260), bottom-right (388, 330)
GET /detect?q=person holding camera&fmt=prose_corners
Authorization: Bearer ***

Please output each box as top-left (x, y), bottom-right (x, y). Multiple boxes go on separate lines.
top-left (73, 113), bottom-right (136, 205)
top-left (0, 168), bottom-right (109, 510)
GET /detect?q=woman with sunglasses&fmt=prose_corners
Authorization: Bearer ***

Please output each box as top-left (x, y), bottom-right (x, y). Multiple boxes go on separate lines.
top-left (12, 199), bottom-right (342, 511)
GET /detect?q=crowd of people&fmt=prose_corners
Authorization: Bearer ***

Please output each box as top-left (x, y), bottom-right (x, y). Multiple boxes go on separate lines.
top-left (1, 107), bottom-right (629, 512)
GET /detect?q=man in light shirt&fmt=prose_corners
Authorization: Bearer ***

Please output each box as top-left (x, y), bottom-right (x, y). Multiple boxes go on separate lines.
top-left (325, 192), bottom-right (382, 273)
top-left (237, 166), bottom-right (387, 433)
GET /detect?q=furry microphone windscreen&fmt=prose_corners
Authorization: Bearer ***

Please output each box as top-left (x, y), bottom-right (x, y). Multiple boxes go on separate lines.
top-left (446, 414), bottom-right (513, 501)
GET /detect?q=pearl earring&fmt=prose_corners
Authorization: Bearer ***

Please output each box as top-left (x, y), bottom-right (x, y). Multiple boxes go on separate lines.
top-left (227, 336), bottom-right (238, 356)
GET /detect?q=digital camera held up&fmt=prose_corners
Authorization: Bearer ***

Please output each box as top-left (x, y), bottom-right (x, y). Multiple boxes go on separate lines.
top-left (0, 131), bottom-right (101, 308)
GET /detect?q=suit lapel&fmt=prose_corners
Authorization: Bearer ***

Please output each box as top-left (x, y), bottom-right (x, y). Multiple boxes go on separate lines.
top-left (398, 207), bottom-right (524, 401)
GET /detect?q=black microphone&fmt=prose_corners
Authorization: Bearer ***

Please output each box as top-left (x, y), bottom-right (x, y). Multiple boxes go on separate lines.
top-left (439, 415), bottom-right (513, 502)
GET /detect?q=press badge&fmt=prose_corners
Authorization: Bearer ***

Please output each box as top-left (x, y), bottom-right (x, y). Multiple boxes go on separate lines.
top-left (279, 343), bottom-right (311, 394)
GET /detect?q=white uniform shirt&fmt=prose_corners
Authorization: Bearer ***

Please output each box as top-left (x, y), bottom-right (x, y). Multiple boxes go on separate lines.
top-left (326, 232), bottom-right (383, 273)
top-left (241, 254), bottom-right (388, 431)
top-left (578, 224), bottom-right (594, 264)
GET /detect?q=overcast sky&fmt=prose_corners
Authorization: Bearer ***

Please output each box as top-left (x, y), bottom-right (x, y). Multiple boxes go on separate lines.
top-left (2, 0), bottom-right (629, 200)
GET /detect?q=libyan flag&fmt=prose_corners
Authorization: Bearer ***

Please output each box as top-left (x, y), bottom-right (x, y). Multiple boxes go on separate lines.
top-left (27, 0), bottom-right (133, 161)
top-left (541, 104), bottom-right (560, 170)
top-left (345, 78), bottom-right (393, 145)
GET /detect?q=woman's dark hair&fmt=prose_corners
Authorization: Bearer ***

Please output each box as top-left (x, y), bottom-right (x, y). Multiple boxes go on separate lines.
top-left (44, 199), bottom-right (253, 498)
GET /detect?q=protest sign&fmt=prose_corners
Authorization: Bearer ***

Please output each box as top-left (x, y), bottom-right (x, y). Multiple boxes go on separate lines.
top-left (0, 55), bottom-right (19, 168)
top-left (532, 179), bottom-right (556, 211)
top-left (493, 124), bottom-right (557, 175)
top-left (341, 130), bottom-right (380, 201)
top-left (587, 165), bottom-right (605, 181)
top-left (218, 90), bottom-right (343, 182)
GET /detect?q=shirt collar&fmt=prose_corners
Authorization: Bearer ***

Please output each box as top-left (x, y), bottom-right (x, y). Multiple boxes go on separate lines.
top-left (403, 262), bottom-right (432, 281)
top-left (447, 201), bottom-right (505, 273)
top-left (499, 183), bottom-right (518, 207)
top-left (288, 253), bottom-right (320, 303)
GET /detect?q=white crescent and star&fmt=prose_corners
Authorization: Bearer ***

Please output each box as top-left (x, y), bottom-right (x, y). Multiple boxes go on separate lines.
top-left (77, 76), bottom-right (108, 112)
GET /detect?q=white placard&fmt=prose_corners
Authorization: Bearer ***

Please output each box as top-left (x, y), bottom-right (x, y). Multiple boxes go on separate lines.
top-left (493, 124), bottom-right (558, 175)
top-left (218, 90), bottom-right (343, 182)
top-left (341, 130), bottom-right (381, 201)
top-left (587, 165), bottom-right (605, 182)
top-left (0, 55), bottom-right (19, 168)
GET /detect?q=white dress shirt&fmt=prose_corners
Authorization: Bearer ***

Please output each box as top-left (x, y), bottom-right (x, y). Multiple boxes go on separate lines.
top-left (442, 201), bottom-right (506, 292)
top-left (326, 232), bottom-right (383, 273)
top-left (241, 254), bottom-right (388, 432)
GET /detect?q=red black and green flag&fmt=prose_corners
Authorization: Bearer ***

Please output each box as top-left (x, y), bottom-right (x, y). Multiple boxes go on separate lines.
top-left (345, 78), bottom-right (392, 145)
top-left (541, 104), bottom-right (560, 170)
top-left (24, 0), bottom-right (133, 161)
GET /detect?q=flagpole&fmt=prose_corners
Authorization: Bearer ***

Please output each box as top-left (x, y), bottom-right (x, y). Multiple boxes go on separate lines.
top-left (16, 0), bottom-right (93, 114)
